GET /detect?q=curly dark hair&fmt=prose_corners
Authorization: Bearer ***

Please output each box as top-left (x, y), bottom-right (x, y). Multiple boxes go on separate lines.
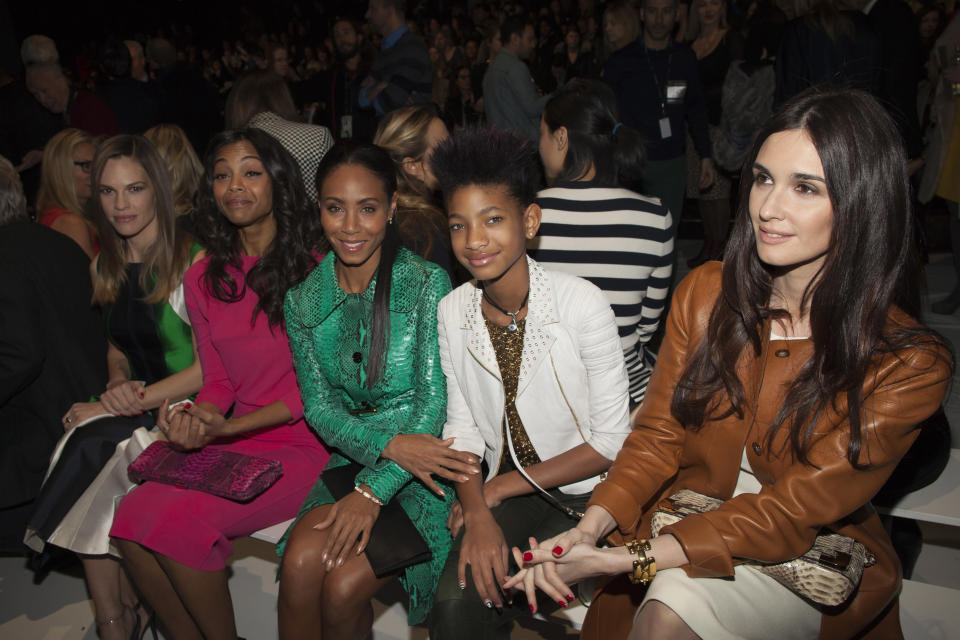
top-left (430, 126), bottom-right (541, 208)
top-left (194, 128), bottom-right (325, 328)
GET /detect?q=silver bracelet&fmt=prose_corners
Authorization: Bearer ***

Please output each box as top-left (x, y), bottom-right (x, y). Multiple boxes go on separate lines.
top-left (353, 485), bottom-right (384, 506)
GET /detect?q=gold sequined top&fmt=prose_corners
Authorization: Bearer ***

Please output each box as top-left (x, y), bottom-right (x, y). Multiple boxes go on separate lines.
top-left (485, 317), bottom-right (543, 471)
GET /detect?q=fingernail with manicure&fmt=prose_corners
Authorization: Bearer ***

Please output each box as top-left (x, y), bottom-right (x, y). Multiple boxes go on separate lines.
top-left (138, 392), bottom-right (144, 398)
top-left (552, 546), bottom-right (563, 556)
top-left (558, 600), bottom-right (567, 608)
top-left (458, 580), bottom-right (466, 590)
top-left (566, 594), bottom-right (575, 602)
top-left (522, 552), bottom-right (533, 562)
top-left (484, 600), bottom-right (493, 609)
top-left (184, 403), bottom-right (192, 410)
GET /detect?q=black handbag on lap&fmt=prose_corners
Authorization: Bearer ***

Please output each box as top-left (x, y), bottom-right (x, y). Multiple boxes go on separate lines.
top-left (321, 462), bottom-right (432, 577)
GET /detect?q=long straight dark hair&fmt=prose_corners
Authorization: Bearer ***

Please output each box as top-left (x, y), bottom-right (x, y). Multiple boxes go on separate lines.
top-left (671, 87), bottom-right (948, 467)
top-left (194, 128), bottom-right (323, 328)
top-left (315, 141), bottom-right (400, 388)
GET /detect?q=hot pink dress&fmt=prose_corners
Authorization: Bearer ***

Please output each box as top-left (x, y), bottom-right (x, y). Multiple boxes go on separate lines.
top-left (110, 255), bottom-right (330, 571)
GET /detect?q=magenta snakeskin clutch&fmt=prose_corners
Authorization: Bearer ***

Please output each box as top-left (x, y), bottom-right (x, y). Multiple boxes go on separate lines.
top-left (128, 441), bottom-right (283, 502)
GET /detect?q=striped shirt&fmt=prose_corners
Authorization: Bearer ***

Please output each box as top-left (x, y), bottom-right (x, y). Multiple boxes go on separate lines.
top-left (531, 182), bottom-right (674, 407)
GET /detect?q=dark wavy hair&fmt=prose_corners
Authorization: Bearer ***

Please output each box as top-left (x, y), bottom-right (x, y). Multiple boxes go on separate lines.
top-left (430, 126), bottom-right (541, 208)
top-left (315, 140), bottom-right (400, 388)
top-left (671, 86), bottom-right (950, 468)
top-left (194, 128), bottom-right (324, 328)
top-left (542, 78), bottom-right (645, 188)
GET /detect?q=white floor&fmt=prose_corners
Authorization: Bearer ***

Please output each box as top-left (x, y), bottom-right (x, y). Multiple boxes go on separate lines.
top-left (3, 240), bottom-right (959, 639)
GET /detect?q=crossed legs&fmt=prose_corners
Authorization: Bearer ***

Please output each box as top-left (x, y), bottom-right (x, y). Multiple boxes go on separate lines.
top-left (278, 504), bottom-right (392, 640)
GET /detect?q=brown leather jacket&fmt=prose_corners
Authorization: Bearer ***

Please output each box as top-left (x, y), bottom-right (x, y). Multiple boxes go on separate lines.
top-left (582, 262), bottom-right (952, 640)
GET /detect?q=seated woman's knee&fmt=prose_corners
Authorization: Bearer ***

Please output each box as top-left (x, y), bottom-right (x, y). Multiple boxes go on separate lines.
top-left (280, 529), bottom-right (328, 578)
top-left (319, 564), bottom-right (366, 614)
top-left (630, 600), bottom-right (699, 640)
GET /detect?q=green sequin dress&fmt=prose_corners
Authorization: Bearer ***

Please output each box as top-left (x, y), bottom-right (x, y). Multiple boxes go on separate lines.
top-left (279, 248), bottom-right (454, 625)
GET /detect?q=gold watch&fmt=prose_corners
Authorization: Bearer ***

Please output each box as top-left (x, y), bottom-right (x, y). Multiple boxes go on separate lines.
top-left (625, 538), bottom-right (657, 585)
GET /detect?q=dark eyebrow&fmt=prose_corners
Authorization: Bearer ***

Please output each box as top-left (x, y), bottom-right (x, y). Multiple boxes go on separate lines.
top-left (322, 196), bottom-right (382, 204)
top-left (752, 162), bottom-right (825, 183)
top-left (214, 155), bottom-right (262, 164)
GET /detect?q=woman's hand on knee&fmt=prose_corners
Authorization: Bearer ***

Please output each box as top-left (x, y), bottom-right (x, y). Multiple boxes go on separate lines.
top-left (382, 434), bottom-right (480, 497)
top-left (313, 490), bottom-right (380, 570)
top-left (458, 512), bottom-right (510, 609)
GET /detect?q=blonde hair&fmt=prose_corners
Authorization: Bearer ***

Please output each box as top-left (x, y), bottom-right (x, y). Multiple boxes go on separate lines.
top-left (144, 123), bottom-right (203, 216)
top-left (686, 0), bottom-right (729, 40)
top-left (90, 135), bottom-right (193, 306)
top-left (373, 106), bottom-right (446, 257)
top-left (36, 128), bottom-right (95, 219)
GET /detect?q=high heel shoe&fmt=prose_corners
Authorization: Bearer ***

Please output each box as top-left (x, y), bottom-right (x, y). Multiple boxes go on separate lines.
top-left (131, 600), bottom-right (158, 640)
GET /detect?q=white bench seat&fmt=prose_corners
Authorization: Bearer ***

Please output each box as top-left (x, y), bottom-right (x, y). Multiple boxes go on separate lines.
top-left (900, 578), bottom-right (960, 639)
top-left (250, 518), bottom-right (293, 544)
top-left (877, 449), bottom-right (960, 528)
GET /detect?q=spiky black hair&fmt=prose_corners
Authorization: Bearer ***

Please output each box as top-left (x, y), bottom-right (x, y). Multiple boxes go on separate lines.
top-left (430, 126), bottom-right (541, 208)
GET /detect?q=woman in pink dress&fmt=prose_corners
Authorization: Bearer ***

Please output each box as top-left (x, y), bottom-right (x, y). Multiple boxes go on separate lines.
top-left (111, 128), bottom-right (330, 640)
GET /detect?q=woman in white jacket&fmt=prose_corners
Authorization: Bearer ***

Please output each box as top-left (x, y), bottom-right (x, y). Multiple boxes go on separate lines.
top-left (426, 127), bottom-right (631, 639)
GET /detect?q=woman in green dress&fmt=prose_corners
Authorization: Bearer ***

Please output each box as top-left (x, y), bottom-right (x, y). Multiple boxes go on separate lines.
top-left (277, 141), bottom-right (479, 639)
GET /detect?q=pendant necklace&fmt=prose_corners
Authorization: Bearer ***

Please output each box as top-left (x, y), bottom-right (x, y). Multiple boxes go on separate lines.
top-left (482, 288), bottom-right (529, 332)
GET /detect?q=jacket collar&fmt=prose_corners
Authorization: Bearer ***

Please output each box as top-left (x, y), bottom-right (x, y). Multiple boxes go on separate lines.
top-left (460, 256), bottom-right (559, 391)
top-left (295, 248), bottom-right (421, 328)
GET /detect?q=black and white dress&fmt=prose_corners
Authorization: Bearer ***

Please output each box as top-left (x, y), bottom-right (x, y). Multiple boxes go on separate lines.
top-left (531, 181), bottom-right (674, 408)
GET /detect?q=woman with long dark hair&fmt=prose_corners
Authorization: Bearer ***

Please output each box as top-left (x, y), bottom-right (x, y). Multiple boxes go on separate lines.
top-left (532, 78), bottom-right (673, 410)
top-left (508, 87), bottom-right (952, 640)
top-left (277, 141), bottom-right (474, 639)
top-left (111, 129), bottom-right (330, 640)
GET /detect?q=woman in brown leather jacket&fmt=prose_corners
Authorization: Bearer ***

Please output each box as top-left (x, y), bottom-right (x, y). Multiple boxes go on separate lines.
top-left (504, 87), bottom-right (953, 639)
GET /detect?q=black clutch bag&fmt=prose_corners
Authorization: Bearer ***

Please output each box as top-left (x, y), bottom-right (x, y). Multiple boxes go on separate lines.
top-left (321, 462), bottom-right (432, 578)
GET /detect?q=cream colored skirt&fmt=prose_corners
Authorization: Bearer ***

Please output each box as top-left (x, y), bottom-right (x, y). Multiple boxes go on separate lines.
top-left (636, 561), bottom-right (821, 639)
top-left (24, 427), bottom-right (159, 557)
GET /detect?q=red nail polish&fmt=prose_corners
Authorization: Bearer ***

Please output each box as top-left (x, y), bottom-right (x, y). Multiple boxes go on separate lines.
top-left (138, 391), bottom-right (144, 398)
top-left (184, 403), bottom-right (192, 410)
top-left (552, 546), bottom-right (563, 556)
top-left (522, 551), bottom-right (533, 562)
top-left (558, 600), bottom-right (567, 608)
top-left (529, 604), bottom-right (535, 613)
top-left (566, 594), bottom-right (575, 602)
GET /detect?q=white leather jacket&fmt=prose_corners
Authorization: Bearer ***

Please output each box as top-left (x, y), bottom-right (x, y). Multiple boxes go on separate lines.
top-left (438, 257), bottom-right (631, 495)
